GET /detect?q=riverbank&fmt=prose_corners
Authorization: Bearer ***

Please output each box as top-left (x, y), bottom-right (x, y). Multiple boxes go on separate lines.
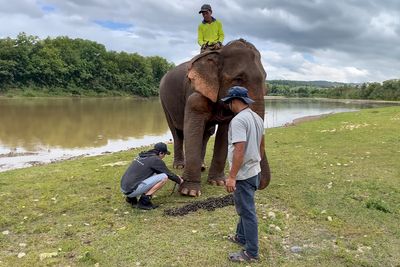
top-left (1, 106), bottom-right (399, 266)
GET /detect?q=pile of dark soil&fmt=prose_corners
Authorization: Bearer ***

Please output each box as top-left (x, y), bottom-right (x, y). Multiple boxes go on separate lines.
top-left (164, 194), bottom-right (234, 216)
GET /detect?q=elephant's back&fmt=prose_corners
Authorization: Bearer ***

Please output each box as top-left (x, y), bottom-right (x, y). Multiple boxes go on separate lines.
top-left (160, 62), bottom-right (188, 92)
top-left (159, 62), bottom-right (189, 130)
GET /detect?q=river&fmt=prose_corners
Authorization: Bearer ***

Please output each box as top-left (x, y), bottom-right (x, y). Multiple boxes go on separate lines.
top-left (0, 97), bottom-right (397, 172)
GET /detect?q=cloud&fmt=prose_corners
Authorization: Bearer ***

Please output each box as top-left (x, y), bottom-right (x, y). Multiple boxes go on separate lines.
top-left (0, 0), bottom-right (399, 82)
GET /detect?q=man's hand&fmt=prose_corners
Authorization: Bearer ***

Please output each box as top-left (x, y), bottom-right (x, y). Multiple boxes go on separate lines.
top-left (225, 176), bottom-right (236, 193)
top-left (225, 142), bottom-right (244, 193)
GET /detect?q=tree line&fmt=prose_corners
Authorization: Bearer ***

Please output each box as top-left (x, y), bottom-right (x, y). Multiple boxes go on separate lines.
top-left (1, 33), bottom-right (398, 100)
top-left (267, 79), bottom-right (400, 101)
top-left (0, 33), bottom-right (174, 97)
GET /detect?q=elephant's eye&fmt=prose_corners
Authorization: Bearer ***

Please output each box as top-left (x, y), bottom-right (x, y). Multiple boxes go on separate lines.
top-left (233, 76), bottom-right (244, 84)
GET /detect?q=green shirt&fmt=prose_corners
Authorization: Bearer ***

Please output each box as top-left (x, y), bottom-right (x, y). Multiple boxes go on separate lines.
top-left (197, 18), bottom-right (224, 46)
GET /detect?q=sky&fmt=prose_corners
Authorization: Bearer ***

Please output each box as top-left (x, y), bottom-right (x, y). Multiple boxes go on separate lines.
top-left (0, 0), bottom-right (399, 83)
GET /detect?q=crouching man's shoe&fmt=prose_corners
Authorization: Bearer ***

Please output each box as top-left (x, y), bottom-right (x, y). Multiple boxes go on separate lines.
top-left (138, 194), bottom-right (159, 210)
top-left (125, 196), bottom-right (138, 207)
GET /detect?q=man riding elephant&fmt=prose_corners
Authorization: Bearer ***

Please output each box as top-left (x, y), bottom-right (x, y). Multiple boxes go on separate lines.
top-left (197, 4), bottom-right (224, 53)
top-left (159, 39), bottom-right (271, 197)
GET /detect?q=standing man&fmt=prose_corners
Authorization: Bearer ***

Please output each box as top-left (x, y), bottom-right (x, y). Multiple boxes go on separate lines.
top-left (221, 86), bottom-right (264, 263)
top-left (197, 4), bottom-right (224, 53)
top-left (120, 142), bottom-right (183, 210)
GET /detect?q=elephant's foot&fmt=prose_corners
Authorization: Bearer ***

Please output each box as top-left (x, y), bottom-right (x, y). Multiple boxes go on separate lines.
top-left (207, 174), bottom-right (226, 186)
top-left (173, 160), bottom-right (185, 169)
top-left (208, 180), bottom-right (225, 186)
top-left (179, 181), bottom-right (201, 197)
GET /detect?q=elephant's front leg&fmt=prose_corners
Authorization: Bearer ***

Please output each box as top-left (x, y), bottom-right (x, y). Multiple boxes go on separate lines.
top-left (180, 93), bottom-right (211, 197)
top-left (207, 122), bottom-right (229, 186)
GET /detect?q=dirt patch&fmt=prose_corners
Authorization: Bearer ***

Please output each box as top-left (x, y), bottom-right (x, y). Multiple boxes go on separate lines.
top-left (292, 113), bottom-right (332, 124)
top-left (0, 151), bottom-right (38, 158)
top-left (283, 113), bottom-right (332, 127)
top-left (164, 194), bottom-right (234, 216)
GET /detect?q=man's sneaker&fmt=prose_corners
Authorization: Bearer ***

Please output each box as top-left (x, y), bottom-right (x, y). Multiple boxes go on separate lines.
top-left (138, 195), bottom-right (159, 210)
top-left (125, 197), bottom-right (138, 207)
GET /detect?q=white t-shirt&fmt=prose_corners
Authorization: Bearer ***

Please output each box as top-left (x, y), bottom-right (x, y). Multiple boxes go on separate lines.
top-left (227, 108), bottom-right (264, 180)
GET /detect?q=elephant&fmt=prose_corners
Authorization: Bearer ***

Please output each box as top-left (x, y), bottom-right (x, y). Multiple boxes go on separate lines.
top-left (159, 39), bottom-right (271, 197)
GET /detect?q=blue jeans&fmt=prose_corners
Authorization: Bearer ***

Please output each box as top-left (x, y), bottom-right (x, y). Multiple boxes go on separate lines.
top-left (233, 174), bottom-right (260, 258)
top-left (122, 173), bottom-right (167, 198)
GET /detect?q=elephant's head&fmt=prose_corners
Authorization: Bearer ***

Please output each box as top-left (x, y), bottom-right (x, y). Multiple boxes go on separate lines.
top-left (188, 39), bottom-right (267, 116)
top-left (187, 39), bottom-right (271, 189)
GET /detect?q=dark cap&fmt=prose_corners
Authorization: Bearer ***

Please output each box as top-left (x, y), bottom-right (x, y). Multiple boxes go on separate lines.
top-left (221, 86), bottom-right (255, 104)
top-left (154, 142), bottom-right (171, 155)
top-left (199, 4), bottom-right (212, 13)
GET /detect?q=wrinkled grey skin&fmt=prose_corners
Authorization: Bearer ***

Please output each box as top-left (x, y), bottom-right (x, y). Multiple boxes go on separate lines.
top-left (160, 39), bottom-right (271, 197)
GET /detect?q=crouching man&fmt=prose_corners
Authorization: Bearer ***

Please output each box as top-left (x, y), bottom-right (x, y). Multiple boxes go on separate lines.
top-left (120, 142), bottom-right (183, 210)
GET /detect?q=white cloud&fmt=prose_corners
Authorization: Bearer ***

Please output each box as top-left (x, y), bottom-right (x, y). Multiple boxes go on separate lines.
top-left (0, 0), bottom-right (399, 82)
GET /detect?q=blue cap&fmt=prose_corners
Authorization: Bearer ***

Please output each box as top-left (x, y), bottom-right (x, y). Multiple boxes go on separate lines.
top-left (221, 86), bottom-right (255, 104)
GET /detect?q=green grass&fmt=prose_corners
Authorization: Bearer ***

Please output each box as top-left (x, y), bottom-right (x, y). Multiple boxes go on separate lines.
top-left (1, 106), bottom-right (399, 266)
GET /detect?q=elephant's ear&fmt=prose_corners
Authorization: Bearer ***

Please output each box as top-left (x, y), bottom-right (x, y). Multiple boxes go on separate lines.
top-left (187, 51), bottom-right (221, 103)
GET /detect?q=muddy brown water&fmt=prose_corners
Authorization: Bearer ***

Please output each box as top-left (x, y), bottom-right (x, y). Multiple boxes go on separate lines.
top-left (1, 97), bottom-right (398, 172)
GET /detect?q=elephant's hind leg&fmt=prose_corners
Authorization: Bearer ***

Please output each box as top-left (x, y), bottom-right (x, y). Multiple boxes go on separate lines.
top-left (173, 128), bottom-right (185, 169)
top-left (207, 123), bottom-right (229, 186)
top-left (200, 125), bottom-right (216, 172)
top-left (163, 106), bottom-right (185, 169)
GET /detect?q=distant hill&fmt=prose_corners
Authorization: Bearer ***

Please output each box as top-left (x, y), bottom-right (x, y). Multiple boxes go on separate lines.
top-left (267, 80), bottom-right (359, 88)
top-left (265, 79), bottom-right (400, 101)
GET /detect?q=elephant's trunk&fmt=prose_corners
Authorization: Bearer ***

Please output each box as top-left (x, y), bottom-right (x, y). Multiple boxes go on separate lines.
top-left (251, 100), bottom-right (271, 189)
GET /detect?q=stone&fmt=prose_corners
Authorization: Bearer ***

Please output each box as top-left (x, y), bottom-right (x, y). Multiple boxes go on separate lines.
top-left (39, 252), bottom-right (58, 261)
top-left (290, 246), bottom-right (302, 253)
top-left (268, 211), bottom-right (276, 219)
top-left (17, 252), bottom-right (26, 258)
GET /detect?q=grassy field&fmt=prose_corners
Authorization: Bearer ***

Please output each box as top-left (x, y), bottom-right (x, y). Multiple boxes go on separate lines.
top-left (1, 106), bottom-right (399, 266)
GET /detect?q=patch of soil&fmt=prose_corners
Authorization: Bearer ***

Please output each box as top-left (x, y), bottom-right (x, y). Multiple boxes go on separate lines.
top-left (164, 194), bottom-right (234, 216)
top-left (0, 151), bottom-right (38, 158)
top-left (283, 113), bottom-right (332, 127)
top-left (292, 113), bottom-right (331, 125)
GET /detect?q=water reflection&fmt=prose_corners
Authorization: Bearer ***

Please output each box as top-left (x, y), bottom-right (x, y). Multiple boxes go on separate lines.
top-left (0, 98), bottom-right (168, 150)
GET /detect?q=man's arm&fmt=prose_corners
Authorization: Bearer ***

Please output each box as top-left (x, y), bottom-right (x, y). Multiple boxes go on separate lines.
top-left (198, 25), bottom-right (204, 46)
top-left (217, 20), bottom-right (224, 43)
top-left (260, 134), bottom-right (265, 158)
top-left (152, 159), bottom-right (182, 184)
top-left (226, 141), bottom-right (245, 193)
